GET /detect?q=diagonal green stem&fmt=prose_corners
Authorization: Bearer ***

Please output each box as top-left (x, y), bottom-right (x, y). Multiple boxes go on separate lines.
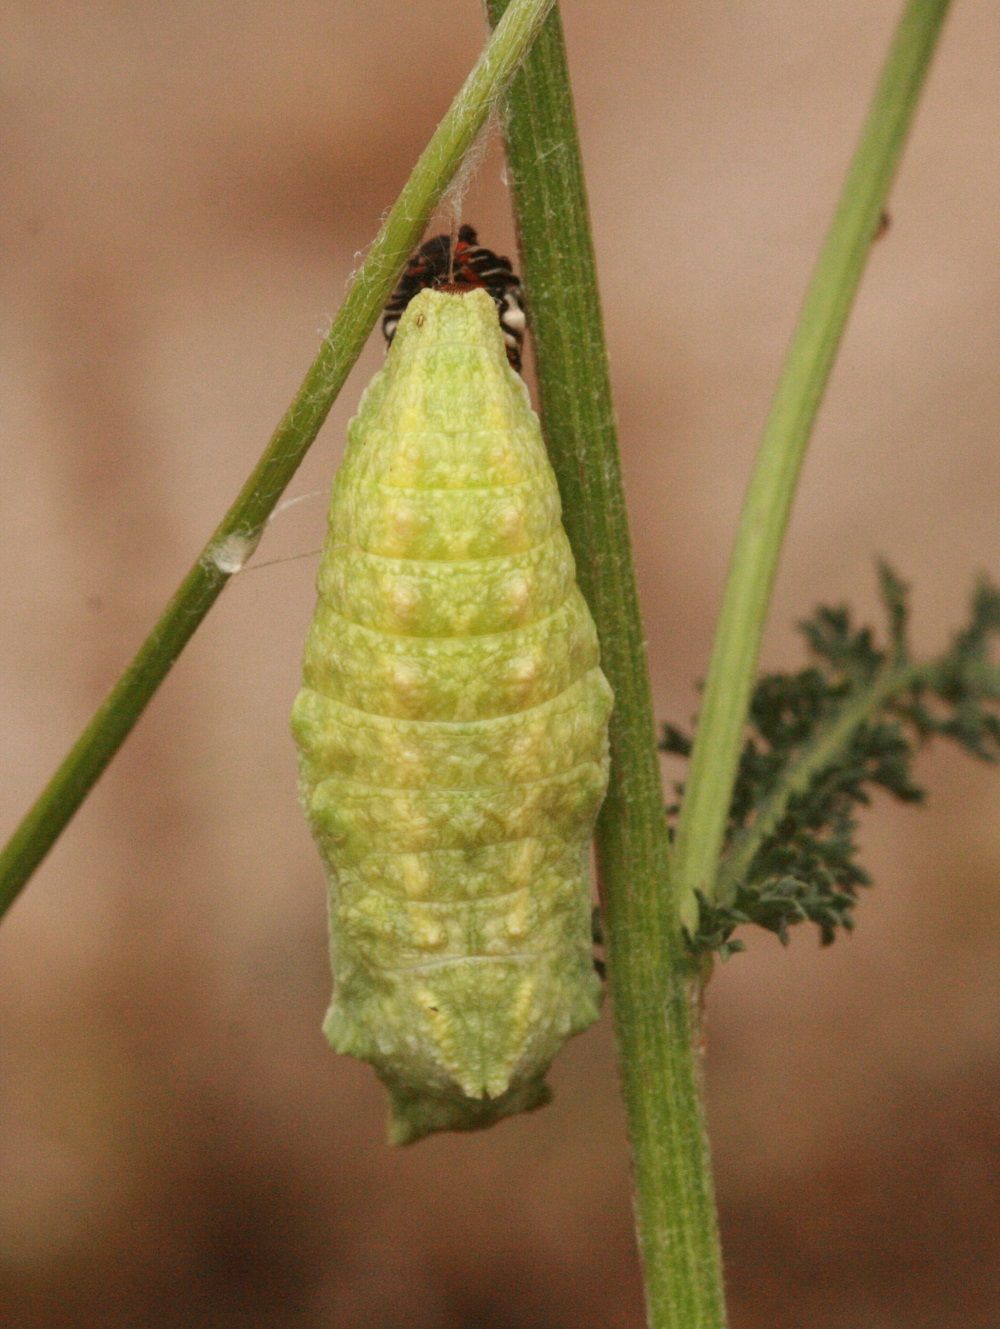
top-left (673, 0), bottom-right (953, 932)
top-left (0, 0), bottom-right (556, 922)
top-left (486, 5), bottom-right (726, 1325)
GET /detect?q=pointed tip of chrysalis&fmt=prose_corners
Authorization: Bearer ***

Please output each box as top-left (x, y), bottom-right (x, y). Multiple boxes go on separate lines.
top-left (391, 285), bottom-right (508, 359)
top-left (385, 1076), bottom-right (553, 1146)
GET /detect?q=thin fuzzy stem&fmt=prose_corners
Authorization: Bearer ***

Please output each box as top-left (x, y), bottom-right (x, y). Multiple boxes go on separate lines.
top-left (672, 0), bottom-right (953, 932)
top-left (715, 661), bottom-right (922, 902)
top-left (485, 5), bottom-right (726, 1325)
top-left (0, 0), bottom-right (556, 921)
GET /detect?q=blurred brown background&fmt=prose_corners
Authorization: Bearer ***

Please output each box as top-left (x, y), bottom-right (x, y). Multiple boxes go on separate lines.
top-left (2, 3), bottom-right (998, 1326)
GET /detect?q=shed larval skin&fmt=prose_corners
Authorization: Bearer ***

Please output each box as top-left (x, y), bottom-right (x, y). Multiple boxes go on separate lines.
top-left (292, 287), bottom-right (612, 1143)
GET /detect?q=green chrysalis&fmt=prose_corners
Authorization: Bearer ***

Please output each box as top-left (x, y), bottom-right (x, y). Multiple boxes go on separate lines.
top-left (291, 279), bottom-right (612, 1144)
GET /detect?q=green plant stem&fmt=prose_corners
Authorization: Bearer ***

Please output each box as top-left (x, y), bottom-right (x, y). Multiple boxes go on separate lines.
top-left (672, 0), bottom-right (953, 933)
top-left (716, 661), bottom-right (922, 902)
top-left (486, 5), bottom-right (725, 1325)
top-left (0, 0), bottom-right (557, 922)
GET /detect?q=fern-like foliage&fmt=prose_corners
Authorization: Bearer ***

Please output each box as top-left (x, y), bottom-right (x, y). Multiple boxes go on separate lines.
top-left (665, 565), bottom-right (1000, 960)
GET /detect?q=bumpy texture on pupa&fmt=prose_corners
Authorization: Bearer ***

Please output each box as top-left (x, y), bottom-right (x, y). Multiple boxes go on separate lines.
top-left (291, 288), bottom-right (612, 1143)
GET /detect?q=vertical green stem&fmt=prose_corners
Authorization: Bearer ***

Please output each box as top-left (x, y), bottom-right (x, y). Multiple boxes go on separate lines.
top-left (673, 0), bottom-right (953, 928)
top-left (486, 5), bottom-right (726, 1325)
top-left (0, 0), bottom-right (556, 920)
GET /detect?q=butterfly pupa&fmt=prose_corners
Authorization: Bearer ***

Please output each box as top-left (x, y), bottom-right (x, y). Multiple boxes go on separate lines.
top-left (291, 233), bottom-right (612, 1144)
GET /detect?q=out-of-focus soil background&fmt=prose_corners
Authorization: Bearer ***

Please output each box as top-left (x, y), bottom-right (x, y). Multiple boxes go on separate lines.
top-left (2, 3), bottom-right (998, 1326)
